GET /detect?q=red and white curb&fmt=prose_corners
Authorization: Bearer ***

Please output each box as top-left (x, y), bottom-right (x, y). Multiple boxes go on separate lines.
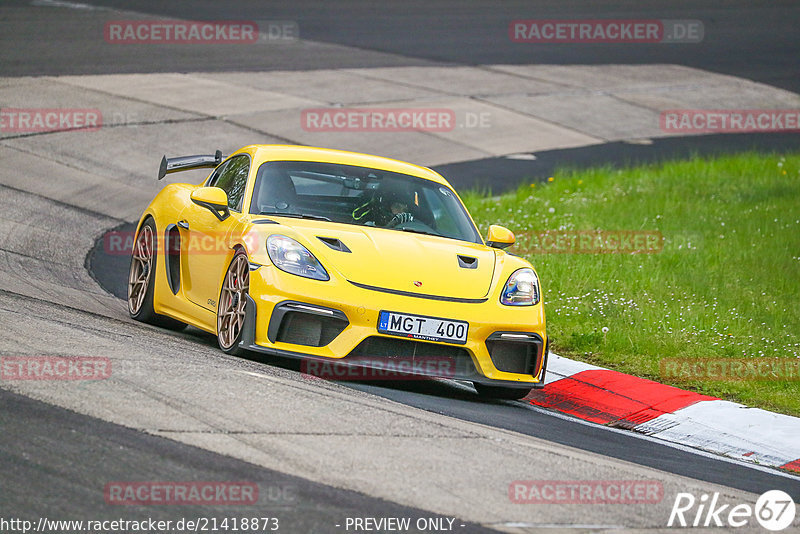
top-left (528, 353), bottom-right (800, 474)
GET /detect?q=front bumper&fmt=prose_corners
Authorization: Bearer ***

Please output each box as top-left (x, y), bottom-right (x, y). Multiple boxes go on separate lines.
top-left (239, 265), bottom-right (548, 388)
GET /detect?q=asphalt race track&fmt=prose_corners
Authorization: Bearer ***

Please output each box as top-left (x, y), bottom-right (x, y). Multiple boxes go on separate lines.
top-left (6, 0), bottom-right (800, 93)
top-left (2, 1), bottom-right (799, 532)
top-left (0, 388), bottom-right (491, 532)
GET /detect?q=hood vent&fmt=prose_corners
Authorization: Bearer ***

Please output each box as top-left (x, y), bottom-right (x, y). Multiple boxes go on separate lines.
top-left (317, 236), bottom-right (351, 253)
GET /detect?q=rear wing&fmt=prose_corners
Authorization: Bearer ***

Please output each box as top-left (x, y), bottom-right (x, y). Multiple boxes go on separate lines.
top-left (158, 150), bottom-right (223, 180)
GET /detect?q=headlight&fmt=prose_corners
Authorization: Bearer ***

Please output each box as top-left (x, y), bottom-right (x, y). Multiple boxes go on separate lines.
top-left (500, 268), bottom-right (540, 306)
top-left (266, 235), bottom-right (329, 281)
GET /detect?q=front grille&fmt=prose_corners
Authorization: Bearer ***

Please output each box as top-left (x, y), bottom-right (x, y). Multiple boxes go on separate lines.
top-left (485, 333), bottom-right (543, 375)
top-left (345, 336), bottom-right (477, 378)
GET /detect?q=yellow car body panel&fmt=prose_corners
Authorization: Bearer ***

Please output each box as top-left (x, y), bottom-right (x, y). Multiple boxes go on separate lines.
top-left (132, 145), bottom-right (548, 388)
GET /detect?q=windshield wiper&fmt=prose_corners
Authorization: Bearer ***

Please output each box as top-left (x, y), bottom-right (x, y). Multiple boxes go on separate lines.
top-left (259, 212), bottom-right (331, 221)
top-left (399, 227), bottom-right (441, 237)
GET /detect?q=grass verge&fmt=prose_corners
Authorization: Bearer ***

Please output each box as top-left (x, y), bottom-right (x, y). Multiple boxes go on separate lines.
top-left (462, 152), bottom-right (800, 416)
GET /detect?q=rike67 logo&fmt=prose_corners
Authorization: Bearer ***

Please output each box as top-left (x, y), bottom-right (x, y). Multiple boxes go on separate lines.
top-left (668, 490), bottom-right (796, 531)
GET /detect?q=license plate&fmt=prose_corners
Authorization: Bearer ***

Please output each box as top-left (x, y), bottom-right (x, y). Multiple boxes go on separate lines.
top-left (378, 311), bottom-right (468, 344)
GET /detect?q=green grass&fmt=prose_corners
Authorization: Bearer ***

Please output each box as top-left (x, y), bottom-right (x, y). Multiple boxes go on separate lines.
top-left (461, 152), bottom-right (800, 416)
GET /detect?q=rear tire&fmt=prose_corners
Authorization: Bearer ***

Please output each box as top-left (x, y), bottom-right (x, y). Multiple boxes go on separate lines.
top-left (473, 383), bottom-right (532, 400)
top-left (127, 218), bottom-right (186, 331)
top-left (217, 249), bottom-right (250, 356)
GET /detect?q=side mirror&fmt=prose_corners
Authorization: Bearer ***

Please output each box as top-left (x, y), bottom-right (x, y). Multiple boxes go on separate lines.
top-left (486, 225), bottom-right (515, 249)
top-left (190, 187), bottom-right (230, 221)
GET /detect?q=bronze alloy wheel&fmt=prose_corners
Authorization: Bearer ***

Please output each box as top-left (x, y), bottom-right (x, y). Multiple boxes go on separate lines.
top-left (217, 252), bottom-right (250, 350)
top-left (128, 223), bottom-right (154, 315)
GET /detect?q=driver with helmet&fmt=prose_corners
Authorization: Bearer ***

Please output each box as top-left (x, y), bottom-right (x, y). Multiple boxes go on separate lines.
top-left (353, 182), bottom-right (415, 228)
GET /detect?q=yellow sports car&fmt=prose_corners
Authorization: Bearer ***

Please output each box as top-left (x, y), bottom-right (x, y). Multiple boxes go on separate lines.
top-left (129, 145), bottom-right (547, 399)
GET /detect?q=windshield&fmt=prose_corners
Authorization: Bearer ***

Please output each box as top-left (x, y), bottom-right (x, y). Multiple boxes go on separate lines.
top-left (249, 161), bottom-right (482, 244)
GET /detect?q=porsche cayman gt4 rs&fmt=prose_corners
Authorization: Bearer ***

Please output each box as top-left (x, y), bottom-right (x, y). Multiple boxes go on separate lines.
top-left (128, 145), bottom-right (548, 399)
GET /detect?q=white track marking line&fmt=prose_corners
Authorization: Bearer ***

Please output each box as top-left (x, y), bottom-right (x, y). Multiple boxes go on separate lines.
top-left (31, 0), bottom-right (96, 9)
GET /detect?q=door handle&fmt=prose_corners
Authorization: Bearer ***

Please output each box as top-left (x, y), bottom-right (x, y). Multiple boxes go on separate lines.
top-left (176, 220), bottom-right (189, 230)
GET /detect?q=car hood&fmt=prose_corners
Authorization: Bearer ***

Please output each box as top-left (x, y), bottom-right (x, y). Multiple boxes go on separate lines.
top-left (276, 221), bottom-right (498, 300)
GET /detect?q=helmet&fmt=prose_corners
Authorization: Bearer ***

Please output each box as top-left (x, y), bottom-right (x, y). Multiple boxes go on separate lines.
top-left (353, 181), bottom-right (412, 226)
top-left (378, 181), bottom-right (412, 210)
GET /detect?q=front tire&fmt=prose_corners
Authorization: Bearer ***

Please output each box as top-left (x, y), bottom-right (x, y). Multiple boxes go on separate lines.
top-left (217, 249), bottom-right (250, 355)
top-left (127, 218), bottom-right (186, 330)
top-left (473, 383), bottom-right (532, 400)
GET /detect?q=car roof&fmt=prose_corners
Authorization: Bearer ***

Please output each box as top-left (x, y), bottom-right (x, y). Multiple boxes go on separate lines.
top-left (241, 144), bottom-right (451, 186)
